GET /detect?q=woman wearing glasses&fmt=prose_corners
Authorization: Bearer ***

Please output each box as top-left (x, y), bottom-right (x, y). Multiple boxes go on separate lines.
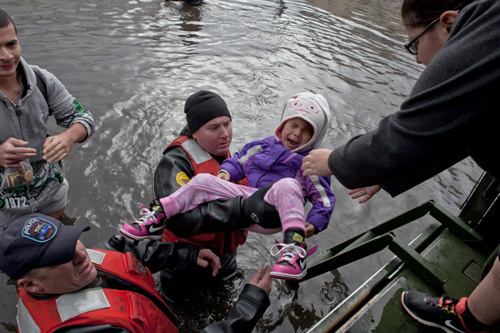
top-left (302, 0), bottom-right (498, 197)
top-left (302, 0), bottom-right (500, 331)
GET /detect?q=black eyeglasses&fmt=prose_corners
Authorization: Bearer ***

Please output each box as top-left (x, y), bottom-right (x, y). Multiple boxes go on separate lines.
top-left (403, 17), bottom-right (440, 55)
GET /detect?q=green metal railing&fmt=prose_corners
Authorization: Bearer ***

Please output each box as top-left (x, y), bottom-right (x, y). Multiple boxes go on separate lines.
top-left (296, 200), bottom-right (484, 288)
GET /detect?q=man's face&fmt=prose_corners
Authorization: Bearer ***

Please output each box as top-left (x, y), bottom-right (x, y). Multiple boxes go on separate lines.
top-left (281, 117), bottom-right (313, 151)
top-left (0, 22), bottom-right (21, 78)
top-left (31, 240), bottom-right (97, 294)
top-left (192, 116), bottom-right (232, 156)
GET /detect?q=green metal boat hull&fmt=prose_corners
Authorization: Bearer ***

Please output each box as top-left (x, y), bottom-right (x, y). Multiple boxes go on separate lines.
top-left (302, 173), bottom-right (500, 332)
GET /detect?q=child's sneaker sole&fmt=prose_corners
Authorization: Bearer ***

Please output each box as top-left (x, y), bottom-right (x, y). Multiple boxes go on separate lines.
top-left (270, 269), bottom-right (307, 281)
top-left (119, 227), bottom-right (163, 241)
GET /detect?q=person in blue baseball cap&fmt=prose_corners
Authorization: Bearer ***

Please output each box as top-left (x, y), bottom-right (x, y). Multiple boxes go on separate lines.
top-left (0, 213), bottom-right (90, 282)
top-left (0, 213), bottom-right (271, 332)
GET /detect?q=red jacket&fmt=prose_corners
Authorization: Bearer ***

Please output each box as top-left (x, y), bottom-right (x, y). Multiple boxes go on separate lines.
top-left (17, 249), bottom-right (178, 333)
top-left (162, 136), bottom-right (247, 257)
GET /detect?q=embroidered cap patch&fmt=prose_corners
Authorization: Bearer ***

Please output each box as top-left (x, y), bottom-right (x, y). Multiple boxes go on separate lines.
top-left (22, 217), bottom-right (58, 243)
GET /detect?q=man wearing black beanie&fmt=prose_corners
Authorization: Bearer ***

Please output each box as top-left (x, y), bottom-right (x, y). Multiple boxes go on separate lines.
top-left (119, 89), bottom-right (281, 308)
top-left (184, 90), bottom-right (232, 135)
top-left (150, 90), bottom-right (249, 303)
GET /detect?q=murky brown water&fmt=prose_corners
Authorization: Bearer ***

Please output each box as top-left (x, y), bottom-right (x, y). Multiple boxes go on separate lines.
top-left (0, 0), bottom-right (482, 332)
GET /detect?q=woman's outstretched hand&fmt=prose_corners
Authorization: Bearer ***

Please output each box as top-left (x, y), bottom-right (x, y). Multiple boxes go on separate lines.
top-left (302, 149), bottom-right (333, 177)
top-left (348, 185), bottom-right (381, 203)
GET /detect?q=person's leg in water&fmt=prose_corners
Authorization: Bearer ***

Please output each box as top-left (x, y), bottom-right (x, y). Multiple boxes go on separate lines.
top-left (120, 173), bottom-right (258, 240)
top-left (258, 178), bottom-right (316, 281)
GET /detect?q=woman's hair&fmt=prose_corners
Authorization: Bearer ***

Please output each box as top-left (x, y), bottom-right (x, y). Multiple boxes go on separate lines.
top-left (0, 9), bottom-right (17, 33)
top-left (401, 0), bottom-right (475, 27)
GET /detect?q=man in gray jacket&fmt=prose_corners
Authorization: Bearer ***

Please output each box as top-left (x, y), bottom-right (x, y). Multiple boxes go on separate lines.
top-left (0, 9), bottom-right (95, 226)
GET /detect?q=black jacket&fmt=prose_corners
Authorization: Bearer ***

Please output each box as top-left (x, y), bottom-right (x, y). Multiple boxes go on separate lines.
top-left (329, 0), bottom-right (500, 196)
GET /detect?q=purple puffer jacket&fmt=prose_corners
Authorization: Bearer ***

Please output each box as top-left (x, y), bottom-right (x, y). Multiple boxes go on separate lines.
top-left (220, 136), bottom-right (335, 232)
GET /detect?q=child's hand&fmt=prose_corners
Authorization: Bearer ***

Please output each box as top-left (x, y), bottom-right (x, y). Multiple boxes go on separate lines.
top-left (197, 248), bottom-right (221, 276)
top-left (349, 185), bottom-right (381, 203)
top-left (305, 222), bottom-right (316, 238)
top-left (217, 171), bottom-right (230, 181)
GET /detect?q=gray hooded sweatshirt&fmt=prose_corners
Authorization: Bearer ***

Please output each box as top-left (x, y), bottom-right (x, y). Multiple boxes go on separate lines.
top-left (0, 57), bottom-right (95, 223)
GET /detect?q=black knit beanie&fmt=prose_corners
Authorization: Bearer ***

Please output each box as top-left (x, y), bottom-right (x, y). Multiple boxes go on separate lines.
top-left (184, 91), bottom-right (231, 133)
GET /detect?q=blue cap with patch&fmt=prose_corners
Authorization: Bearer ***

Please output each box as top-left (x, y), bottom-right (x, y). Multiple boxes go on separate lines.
top-left (0, 213), bottom-right (90, 280)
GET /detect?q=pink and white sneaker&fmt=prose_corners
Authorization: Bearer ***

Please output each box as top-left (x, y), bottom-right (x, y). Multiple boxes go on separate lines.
top-left (269, 241), bottom-right (316, 281)
top-left (119, 202), bottom-right (167, 241)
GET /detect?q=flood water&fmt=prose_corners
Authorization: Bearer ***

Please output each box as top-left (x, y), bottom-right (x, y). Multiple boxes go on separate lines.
top-left (1, 0), bottom-right (483, 332)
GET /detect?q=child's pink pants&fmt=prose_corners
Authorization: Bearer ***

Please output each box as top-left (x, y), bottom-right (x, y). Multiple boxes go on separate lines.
top-left (159, 173), bottom-right (306, 235)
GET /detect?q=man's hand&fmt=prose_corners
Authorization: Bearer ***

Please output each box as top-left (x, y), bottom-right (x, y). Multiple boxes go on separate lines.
top-left (0, 138), bottom-right (37, 168)
top-left (197, 248), bottom-right (221, 277)
top-left (43, 123), bottom-right (87, 162)
top-left (248, 265), bottom-right (271, 295)
top-left (348, 185), bottom-right (381, 204)
top-left (217, 171), bottom-right (230, 181)
top-left (302, 149), bottom-right (333, 177)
